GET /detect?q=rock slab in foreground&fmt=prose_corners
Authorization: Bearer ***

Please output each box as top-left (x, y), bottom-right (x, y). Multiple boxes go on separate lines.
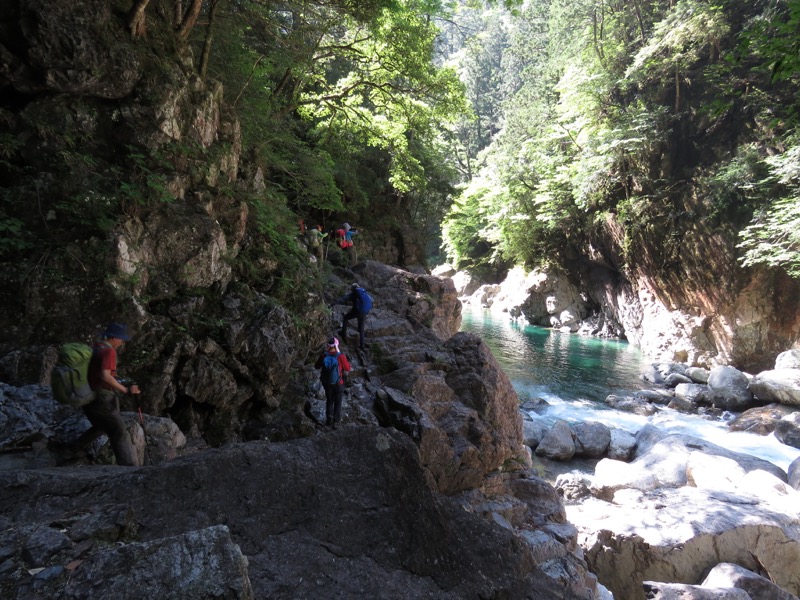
top-left (0, 427), bottom-right (580, 599)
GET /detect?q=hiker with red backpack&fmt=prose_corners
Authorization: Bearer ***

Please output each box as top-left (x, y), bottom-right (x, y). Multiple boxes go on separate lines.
top-left (314, 337), bottom-right (352, 429)
top-left (332, 283), bottom-right (373, 350)
top-left (335, 222), bottom-right (358, 266)
top-left (78, 323), bottom-right (140, 466)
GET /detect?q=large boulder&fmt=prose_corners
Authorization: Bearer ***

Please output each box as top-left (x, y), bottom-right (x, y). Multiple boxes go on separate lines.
top-left (776, 350), bottom-right (800, 370)
top-left (571, 486), bottom-right (800, 600)
top-left (591, 426), bottom-right (787, 499)
top-left (535, 421), bottom-right (576, 461)
top-left (702, 562), bottom-right (800, 600)
top-left (707, 366), bottom-right (753, 411)
top-left (749, 369), bottom-right (800, 406)
top-left (0, 428), bottom-right (581, 600)
top-left (728, 403), bottom-right (796, 435)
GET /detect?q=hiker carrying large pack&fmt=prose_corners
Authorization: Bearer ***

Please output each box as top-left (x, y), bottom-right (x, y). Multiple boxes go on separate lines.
top-left (314, 337), bottom-right (352, 428)
top-left (341, 223), bottom-right (358, 266)
top-left (332, 283), bottom-right (373, 350)
top-left (51, 323), bottom-right (141, 466)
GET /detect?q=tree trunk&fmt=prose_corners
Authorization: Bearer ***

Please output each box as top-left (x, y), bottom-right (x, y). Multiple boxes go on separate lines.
top-left (174, 0), bottom-right (183, 27)
top-left (127, 0), bottom-right (151, 38)
top-left (176, 0), bottom-right (203, 41)
top-left (199, 0), bottom-right (222, 80)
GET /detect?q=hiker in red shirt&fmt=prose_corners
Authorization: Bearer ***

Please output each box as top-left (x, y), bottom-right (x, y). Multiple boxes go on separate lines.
top-left (80, 323), bottom-right (140, 466)
top-left (314, 337), bottom-right (351, 429)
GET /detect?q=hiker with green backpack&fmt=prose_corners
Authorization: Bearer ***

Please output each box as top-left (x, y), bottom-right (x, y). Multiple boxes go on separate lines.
top-left (51, 323), bottom-right (140, 466)
top-left (314, 337), bottom-right (351, 429)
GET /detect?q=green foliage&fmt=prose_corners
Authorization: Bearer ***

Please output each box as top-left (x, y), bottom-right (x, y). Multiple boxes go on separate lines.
top-left (737, 140), bottom-right (800, 277)
top-left (200, 0), bottom-right (466, 247)
top-left (739, 0), bottom-right (800, 83)
top-left (625, 1), bottom-right (729, 86)
top-left (237, 188), bottom-right (319, 307)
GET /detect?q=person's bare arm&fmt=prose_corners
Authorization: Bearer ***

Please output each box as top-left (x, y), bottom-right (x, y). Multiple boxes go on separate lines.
top-left (101, 369), bottom-right (140, 394)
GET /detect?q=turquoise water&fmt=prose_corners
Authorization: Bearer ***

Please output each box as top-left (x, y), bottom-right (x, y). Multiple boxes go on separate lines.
top-left (460, 308), bottom-right (647, 404)
top-left (460, 307), bottom-right (800, 470)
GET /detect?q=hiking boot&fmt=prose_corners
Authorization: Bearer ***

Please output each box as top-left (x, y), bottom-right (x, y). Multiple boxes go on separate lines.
top-left (332, 421), bottom-right (337, 430)
top-left (325, 418), bottom-right (333, 427)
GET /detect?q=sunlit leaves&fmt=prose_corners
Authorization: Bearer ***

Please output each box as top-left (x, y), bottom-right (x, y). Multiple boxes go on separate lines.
top-left (625, 0), bottom-right (729, 83)
top-left (737, 142), bottom-right (800, 277)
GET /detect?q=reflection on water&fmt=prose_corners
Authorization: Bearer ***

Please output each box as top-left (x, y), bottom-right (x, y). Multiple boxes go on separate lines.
top-left (461, 308), bottom-right (646, 403)
top-left (460, 306), bottom-right (800, 470)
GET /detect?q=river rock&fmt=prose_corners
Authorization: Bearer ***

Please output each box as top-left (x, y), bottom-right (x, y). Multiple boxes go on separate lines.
top-left (774, 413), bottom-right (800, 449)
top-left (607, 428), bottom-right (636, 461)
top-left (571, 486), bottom-right (800, 600)
top-left (702, 562), bottom-right (800, 600)
top-left (664, 372), bottom-right (692, 387)
top-left (605, 394), bottom-right (658, 416)
top-left (642, 581), bottom-right (751, 599)
top-left (728, 403), bottom-right (795, 435)
top-left (789, 457), bottom-right (800, 490)
top-left (640, 364), bottom-right (666, 385)
top-left (674, 383), bottom-right (708, 405)
top-left (522, 416), bottom-right (549, 449)
top-left (776, 350), bottom-right (800, 370)
top-left (707, 366), bottom-right (753, 411)
top-left (555, 472), bottom-right (593, 501)
top-left (748, 369), bottom-right (800, 406)
top-left (686, 366), bottom-right (711, 383)
top-left (535, 421), bottom-right (576, 460)
top-left (635, 389), bottom-right (674, 405)
top-left (571, 421), bottom-right (611, 458)
top-left (591, 426), bottom-right (787, 499)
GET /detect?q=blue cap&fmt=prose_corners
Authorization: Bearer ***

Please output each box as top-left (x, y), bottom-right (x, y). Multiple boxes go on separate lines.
top-left (103, 323), bottom-right (131, 341)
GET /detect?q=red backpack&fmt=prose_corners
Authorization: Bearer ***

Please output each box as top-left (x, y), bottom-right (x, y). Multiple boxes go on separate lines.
top-left (335, 229), bottom-right (351, 249)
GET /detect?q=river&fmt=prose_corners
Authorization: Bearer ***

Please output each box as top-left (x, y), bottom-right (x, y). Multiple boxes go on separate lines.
top-left (460, 306), bottom-right (800, 472)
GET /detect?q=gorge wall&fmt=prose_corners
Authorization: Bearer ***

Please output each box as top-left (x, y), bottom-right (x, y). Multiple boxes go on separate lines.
top-left (457, 239), bottom-right (800, 373)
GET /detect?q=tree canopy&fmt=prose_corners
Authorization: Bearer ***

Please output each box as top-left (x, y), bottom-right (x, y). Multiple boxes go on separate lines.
top-left (440, 0), bottom-right (800, 279)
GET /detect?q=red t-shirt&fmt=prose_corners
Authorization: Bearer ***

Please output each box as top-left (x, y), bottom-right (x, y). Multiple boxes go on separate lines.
top-left (88, 342), bottom-right (117, 391)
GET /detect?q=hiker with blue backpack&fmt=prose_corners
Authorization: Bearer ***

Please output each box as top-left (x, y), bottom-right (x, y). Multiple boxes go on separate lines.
top-left (314, 337), bottom-right (352, 429)
top-left (332, 282), bottom-right (373, 350)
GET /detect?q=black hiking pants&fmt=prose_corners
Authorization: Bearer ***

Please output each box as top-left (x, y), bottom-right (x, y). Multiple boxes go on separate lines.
top-left (80, 389), bottom-right (138, 466)
top-left (342, 308), bottom-right (366, 349)
top-left (323, 382), bottom-right (344, 424)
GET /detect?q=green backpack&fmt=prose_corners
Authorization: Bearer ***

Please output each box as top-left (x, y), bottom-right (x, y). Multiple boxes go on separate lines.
top-left (51, 343), bottom-right (96, 407)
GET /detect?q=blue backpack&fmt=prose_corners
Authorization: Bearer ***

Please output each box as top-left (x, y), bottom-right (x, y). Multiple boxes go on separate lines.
top-left (353, 287), bottom-right (373, 314)
top-left (321, 353), bottom-right (340, 385)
